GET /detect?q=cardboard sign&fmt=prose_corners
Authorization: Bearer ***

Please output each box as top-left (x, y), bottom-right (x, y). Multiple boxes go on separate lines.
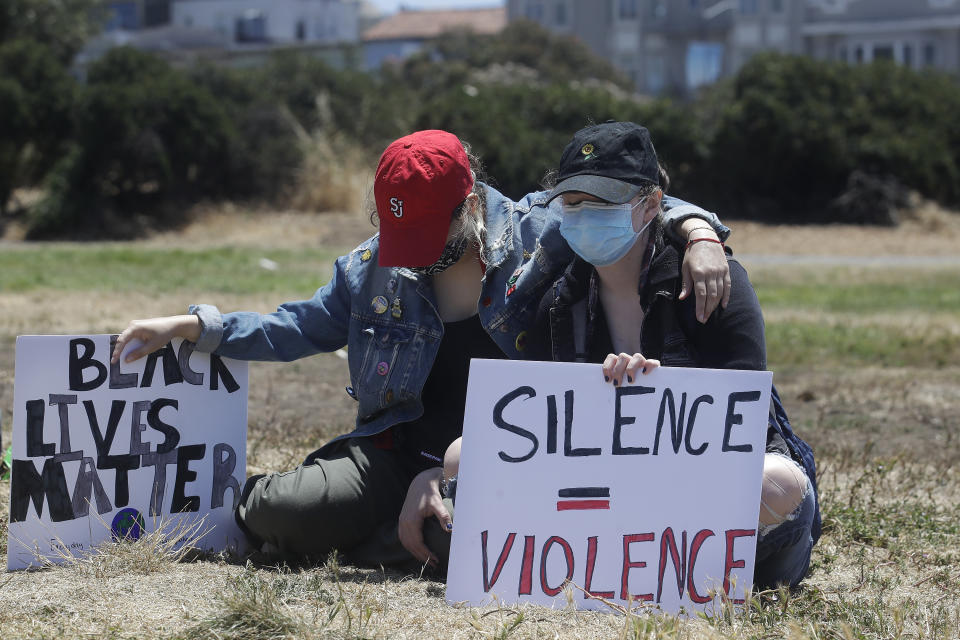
top-left (446, 360), bottom-right (771, 614)
top-left (7, 335), bottom-right (249, 570)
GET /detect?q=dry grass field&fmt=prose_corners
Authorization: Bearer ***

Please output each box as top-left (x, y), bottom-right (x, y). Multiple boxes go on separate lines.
top-left (0, 203), bottom-right (958, 639)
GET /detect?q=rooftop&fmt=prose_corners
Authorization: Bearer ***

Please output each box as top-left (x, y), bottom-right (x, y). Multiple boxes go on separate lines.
top-left (363, 7), bottom-right (506, 41)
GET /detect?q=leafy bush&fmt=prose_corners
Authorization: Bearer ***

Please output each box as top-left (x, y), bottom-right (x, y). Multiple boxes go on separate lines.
top-left (0, 0), bottom-right (106, 64)
top-left (708, 53), bottom-right (960, 222)
top-left (411, 82), bottom-right (704, 201)
top-left (189, 64), bottom-right (303, 202)
top-left (29, 47), bottom-right (235, 237)
top-left (0, 38), bottom-right (75, 213)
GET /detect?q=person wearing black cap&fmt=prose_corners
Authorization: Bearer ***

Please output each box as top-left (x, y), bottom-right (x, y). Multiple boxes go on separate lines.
top-left (524, 121), bottom-right (821, 589)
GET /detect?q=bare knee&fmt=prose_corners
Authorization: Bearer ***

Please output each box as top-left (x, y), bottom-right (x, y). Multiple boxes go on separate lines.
top-left (443, 437), bottom-right (461, 481)
top-left (759, 454), bottom-right (809, 528)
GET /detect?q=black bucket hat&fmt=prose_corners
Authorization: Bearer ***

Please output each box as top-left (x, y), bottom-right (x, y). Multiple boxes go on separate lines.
top-left (547, 121), bottom-right (660, 204)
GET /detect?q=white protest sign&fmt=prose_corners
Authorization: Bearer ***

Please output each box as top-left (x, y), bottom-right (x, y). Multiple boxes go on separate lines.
top-left (7, 335), bottom-right (248, 570)
top-left (447, 360), bottom-right (771, 615)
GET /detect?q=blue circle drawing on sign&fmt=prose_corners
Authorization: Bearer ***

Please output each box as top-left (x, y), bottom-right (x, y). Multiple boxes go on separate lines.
top-left (111, 507), bottom-right (146, 541)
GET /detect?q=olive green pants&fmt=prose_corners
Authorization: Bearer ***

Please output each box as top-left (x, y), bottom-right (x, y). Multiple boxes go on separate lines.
top-left (236, 436), bottom-right (453, 569)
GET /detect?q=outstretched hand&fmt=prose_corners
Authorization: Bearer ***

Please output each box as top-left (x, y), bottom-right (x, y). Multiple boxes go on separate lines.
top-left (398, 467), bottom-right (452, 566)
top-left (111, 315), bottom-right (201, 364)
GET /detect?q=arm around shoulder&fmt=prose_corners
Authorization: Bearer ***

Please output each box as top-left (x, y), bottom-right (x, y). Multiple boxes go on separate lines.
top-left (688, 259), bottom-right (766, 371)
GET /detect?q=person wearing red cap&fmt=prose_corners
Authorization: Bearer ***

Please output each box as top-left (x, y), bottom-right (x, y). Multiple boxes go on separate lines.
top-left (111, 128), bottom-right (732, 569)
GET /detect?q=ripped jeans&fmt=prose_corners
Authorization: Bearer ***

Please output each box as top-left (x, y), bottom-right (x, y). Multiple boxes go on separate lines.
top-left (753, 455), bottom-right (817, 590)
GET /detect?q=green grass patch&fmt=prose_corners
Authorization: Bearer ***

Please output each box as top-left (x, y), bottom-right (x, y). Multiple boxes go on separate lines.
top-left (767, 321), bottom-right (960, 368)
top-left (0, 245), bottom-right (344, 295)
top-left (755, 279), bottom-right (960, 313)
top-left (825, 501), bottom-right (960, 548)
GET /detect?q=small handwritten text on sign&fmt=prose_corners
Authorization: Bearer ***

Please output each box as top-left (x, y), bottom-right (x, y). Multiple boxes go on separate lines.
top-left (7, 335), bottom-right (248, 570)
top-left (446, 360), bottom-right (771, 614)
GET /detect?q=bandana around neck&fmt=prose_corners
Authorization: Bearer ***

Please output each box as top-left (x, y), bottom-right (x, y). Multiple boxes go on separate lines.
top-left (410, 235), bottom-right (469, 276)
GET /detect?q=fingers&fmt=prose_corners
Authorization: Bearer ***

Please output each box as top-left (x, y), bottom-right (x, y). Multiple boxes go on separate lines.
top-left (678, 263), bottom-right (692, 301)
top-left (703, 272), bottom-right (721, 321)
top-left (111, 329), bottom-right (133, 364)
top-left (602, 353), bottom-right (629, 386)
top-left (603, 353), bottom-right (659, 386)
top-left (683, 241), bottom-right (730, 324)
top-left (623, 354), bottom-right (660, 382)
top-left (398, 520), bottom-right (437, 566)
top-left (601, 353), bottom-right (618, 383)
top-left (695, 278), bottom-right (708, 324)
top-left (111, 316), bottom-right (189, 364)
top-left (111, 325), bottom-right (162, 364)
top-left (721, 269), bottom-right (732, 309)
top-left (431, 498), bottom-right (453, 534)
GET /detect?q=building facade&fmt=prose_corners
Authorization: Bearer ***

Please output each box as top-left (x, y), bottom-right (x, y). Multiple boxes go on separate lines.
top-left (171, 0), bottom-right (360, 45)
top-left (804, 0), bottom-right (960, 71)
top-left (508, 0), bottom-right (960, 94)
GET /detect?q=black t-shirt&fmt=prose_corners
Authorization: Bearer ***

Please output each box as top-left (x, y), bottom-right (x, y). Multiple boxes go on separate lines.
top-left (396, 314), bottom-right (505, 471)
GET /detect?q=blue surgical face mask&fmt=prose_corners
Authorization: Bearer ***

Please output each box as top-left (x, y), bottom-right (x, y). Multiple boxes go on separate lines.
top-left (559, 199), bottom-right (653, 267)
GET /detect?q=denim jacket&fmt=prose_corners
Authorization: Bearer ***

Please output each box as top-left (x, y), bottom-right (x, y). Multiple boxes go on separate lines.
top-left (190, 182), bottom-right (728, 441)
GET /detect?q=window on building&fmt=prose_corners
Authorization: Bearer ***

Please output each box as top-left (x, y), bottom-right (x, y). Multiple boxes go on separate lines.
top-left (235, 10), bottom-right (267, 42)
top-left (903, 44), bottom-right (913, 67)
top-left (650, 0), bottom-right (666, 18)
top-left (525, 1), bottom-right (544, 20)
top-left (556, 1), bottom-right (567, 24)
top-left (770, 0), bottom-right (784, 12)
top-left (106, 1), bottom-right (140, 31)
top-left (686, 42), bottom-right (724, 89)
top-left (296, 19), bottom-right (306, 41)
top-left (646, 53), bottom-right (666, 94)
top-left (837, 44), bottom-right (847, 63)
top-left (739, 0), bottom-right (758, 14)
top-left (924, 43), bottom-right (937, 66)
top-left (873, 44), bottom-right (894, 61)
top-left (619, 0), bottom-right (638, 19)
top-left (854, 45), bottom-right (863, 63)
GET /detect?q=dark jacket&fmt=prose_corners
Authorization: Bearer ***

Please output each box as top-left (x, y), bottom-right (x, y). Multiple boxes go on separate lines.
top-left (530, 241), bottom-right (822, 543)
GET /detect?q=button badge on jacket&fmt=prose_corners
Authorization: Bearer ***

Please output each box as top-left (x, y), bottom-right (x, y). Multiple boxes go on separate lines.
top-left (371, 295), bottom-right (389, 314)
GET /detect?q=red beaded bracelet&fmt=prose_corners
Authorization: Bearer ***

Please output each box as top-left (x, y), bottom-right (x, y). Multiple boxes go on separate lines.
top-left (685, 237), bottom-right (724, 250)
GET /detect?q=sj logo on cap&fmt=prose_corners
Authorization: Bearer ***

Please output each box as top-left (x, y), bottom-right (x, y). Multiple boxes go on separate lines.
top-left (390, 197), bottom-right (404, 218)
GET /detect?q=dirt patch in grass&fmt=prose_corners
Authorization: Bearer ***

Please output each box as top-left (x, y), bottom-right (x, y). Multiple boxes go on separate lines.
top-left (729, 201), bottom-right (960, 257)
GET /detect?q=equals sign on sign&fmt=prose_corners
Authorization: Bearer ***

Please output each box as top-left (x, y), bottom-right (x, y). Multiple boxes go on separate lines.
top-left (556, 487), bottom-right (610, 511)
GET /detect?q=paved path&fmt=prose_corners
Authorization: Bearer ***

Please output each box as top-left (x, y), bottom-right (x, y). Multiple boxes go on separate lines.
top-left (737, 254), bottom-right (960, 267)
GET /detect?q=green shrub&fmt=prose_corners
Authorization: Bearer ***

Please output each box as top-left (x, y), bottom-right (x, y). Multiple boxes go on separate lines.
top-left (189, 64), bottom-right (303, 201)
top-left (708, 53), bottom-right (960, 222)
top-left (412, 82), bottom-right (703, 201)
top-left (0, 0), bottom-right (107, 64)
top-left (29, 47), bottom-right (235, 237)
top-left (0, 38), bottom-right (75, 213)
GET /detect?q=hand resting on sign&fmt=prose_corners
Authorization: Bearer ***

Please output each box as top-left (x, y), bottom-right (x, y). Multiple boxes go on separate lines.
top-left (602, 353), bottom-right (660, 387)
top-left (111, 315), bottom-right (202, 364)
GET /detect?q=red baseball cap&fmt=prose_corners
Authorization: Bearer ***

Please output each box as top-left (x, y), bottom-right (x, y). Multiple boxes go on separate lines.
top-left (375, 130), bottom-right (474, 267)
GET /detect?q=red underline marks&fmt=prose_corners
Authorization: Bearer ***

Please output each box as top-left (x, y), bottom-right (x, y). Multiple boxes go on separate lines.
top-left (556, 500), bottom-right (611, 511)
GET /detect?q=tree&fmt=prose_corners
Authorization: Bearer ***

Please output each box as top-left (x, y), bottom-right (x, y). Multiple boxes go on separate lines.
top-left (0, 0), bottom-right (107, 64)
top-left (0, 39), bottom-right (75, 213)
top-left (29, 48), bottom-right (235, 237)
